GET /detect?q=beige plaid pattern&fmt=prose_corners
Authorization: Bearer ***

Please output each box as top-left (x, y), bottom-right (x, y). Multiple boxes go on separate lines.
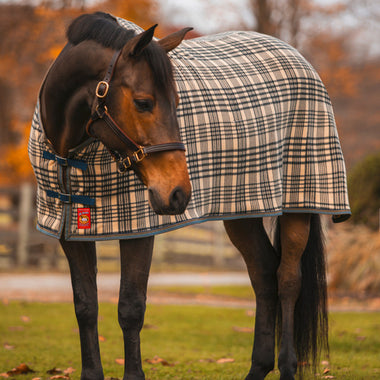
top-left (28, 19), bottom-right (350, 241)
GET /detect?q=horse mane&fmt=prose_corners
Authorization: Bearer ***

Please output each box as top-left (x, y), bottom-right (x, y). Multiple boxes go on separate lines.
top-left (66, 12), bottom-right (175, 96)
top-left (67, 12), bottom-right (136, 50)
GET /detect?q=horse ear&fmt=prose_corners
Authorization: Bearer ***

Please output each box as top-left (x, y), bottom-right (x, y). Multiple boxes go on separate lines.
top-left (125, 24), bottom-right (158, 57)
top-left (158, 27), bottom-right (193, 52)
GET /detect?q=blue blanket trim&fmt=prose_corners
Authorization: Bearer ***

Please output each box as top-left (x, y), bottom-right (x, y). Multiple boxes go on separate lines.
top-left (46, 190), bottom-right (95, 206)
top-left (43, 150), bottom-right (88, 171)
top-left (60, 209), bottom-right (351, 241)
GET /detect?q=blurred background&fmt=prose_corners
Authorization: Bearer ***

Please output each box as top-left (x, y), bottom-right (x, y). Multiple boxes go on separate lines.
top-left (0, 0), bottom-right (379, 299)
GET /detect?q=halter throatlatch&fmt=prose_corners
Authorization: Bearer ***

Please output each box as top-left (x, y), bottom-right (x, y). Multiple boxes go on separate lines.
top-left (86, 50), bottom-right (186, 173)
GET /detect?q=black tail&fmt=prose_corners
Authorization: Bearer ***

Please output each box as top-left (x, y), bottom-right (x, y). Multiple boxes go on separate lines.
top-left (274, 214), bottom-right (329, 372)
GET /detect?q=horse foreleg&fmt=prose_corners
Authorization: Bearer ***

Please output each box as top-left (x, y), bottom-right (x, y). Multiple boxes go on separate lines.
top-left (277, 213), bottom-right (310, 380)
top-left (59, 238), bottom-right (103, 380)
top-left (119, 236), bottom-right (154, 380)
top-left (224, 218), bottom-right (280, 380)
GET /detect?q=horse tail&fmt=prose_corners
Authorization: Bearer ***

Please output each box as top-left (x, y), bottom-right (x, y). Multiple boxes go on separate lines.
top-left (274, 214), bottom-right (329, 372)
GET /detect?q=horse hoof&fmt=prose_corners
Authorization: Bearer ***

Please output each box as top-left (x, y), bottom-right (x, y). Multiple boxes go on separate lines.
top-left (81, 370), bottom-right (104, 380)
top-left (245, 370), bottom-right (266, 380)
top-left (279, 369), bottom-right (295, 380)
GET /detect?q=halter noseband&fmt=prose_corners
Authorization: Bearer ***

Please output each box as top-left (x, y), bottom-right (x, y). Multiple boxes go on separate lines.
top-left (86, 50), bottom-right (186, 173)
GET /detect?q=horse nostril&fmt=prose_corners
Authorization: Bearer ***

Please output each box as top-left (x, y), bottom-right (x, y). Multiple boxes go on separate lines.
top-left (149, 186), bottom-right (189, 215)
top-left (169, 186), bottom-right (187, 212)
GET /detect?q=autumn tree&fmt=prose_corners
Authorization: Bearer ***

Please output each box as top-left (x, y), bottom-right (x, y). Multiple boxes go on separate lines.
top-left (248, 0), bottom-right (306, 46)
top-left (0, 5), bottom-right (76, 183)
top-left (101, 0), bottom-right (158, 31)
top-left (0, 79), bottom-right (15, 147)
top-left (0, 0), bottom-right (162, 184)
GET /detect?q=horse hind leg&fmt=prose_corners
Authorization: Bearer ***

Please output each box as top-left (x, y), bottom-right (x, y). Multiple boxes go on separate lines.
top-left (224, 218), bottom-right (280, 380)
top-left (118, 236), bottom-right (154, 380)
top-left (277, 213), bottom-right (328, 380)
top-left (59, 238), bottom-right (103, 380)
top-left (276, 213), bottom-right (311, 380)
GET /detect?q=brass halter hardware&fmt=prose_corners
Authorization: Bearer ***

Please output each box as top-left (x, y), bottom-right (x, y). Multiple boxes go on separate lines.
top-left (95, 81), bottom-right (109, 98)
top-left (86, 50), bottom-right (186, 173)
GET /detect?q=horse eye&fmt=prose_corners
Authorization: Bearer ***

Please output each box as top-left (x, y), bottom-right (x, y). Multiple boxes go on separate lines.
top-left (133, 98), bottom-right (154, 113)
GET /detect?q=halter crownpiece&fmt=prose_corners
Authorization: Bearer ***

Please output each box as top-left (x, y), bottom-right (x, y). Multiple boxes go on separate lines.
top-left (86, 50), bottom-right (186, 173)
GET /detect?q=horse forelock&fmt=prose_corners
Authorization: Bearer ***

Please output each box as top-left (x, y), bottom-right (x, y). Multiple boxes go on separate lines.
top-left (67, 12), bottom-right (175, 98)
top-left (141, 43), bottom-right (176, 98)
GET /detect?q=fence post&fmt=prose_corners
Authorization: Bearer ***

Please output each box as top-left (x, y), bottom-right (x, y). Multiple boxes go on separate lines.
top-left (16, 182), bottom-right (33, 267)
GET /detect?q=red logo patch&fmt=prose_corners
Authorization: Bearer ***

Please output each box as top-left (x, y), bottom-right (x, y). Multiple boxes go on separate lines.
top-left (77, 208), bottom-right (91, 229)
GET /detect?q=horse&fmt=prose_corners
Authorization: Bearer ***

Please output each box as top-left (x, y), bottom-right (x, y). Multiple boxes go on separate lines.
top-left (29, 12), bottom-right (351, 380)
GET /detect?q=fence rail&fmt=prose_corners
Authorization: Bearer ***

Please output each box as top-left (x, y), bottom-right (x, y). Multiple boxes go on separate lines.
top-left (0, 184), bottom-right (244, 269)
top-left (0, 183), bottom-right (59, 268)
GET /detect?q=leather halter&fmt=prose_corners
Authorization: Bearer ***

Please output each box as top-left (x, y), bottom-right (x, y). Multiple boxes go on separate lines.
top-left (86, 50), bottom-right (186, 173)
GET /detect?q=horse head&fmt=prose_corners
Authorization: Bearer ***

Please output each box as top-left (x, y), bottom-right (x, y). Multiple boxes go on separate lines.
top-left (42, 13), bottom-right (192, 216)
top-left (86, 24), bottom-right (192, 215)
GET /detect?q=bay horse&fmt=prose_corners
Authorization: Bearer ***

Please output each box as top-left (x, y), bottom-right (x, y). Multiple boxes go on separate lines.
top-left (31, 11), bottom-right (350, 380)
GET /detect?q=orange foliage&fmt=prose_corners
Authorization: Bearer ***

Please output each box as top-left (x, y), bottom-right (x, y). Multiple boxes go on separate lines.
top-left (0, 122), bottom-right (34, 185)
top-left (0, 1), bottom-right (160, 185)
top-left (0, 5), bottom-right (80, 185)
top-left (105, 0), bottom-right (158, 30)
top-left (37, 44), bottom-right (65, 63)
top-left (0, 1), bottom-right (377, 186)
top-left (306, 33), bottom-right (358, 98)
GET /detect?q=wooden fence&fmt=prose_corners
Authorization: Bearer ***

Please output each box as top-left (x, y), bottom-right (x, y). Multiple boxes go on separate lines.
top-left (0, 183), bottom-right (59, 268)
top-left (0, 183), bottom-right (244, 269)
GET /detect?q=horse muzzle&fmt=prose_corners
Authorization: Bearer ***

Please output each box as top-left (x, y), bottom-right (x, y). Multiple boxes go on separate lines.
top-left (149, 184), bottom-right (191, 215)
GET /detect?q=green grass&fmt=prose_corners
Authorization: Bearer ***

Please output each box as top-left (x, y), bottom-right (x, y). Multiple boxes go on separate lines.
top-left (149, 284), bottom-right (255, 300)
top-left (0, 301), bottom-right (379, 379)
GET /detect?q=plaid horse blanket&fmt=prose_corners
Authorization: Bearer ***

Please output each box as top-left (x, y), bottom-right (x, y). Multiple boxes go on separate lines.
top-left (28, 18), bottom-right (350, 240)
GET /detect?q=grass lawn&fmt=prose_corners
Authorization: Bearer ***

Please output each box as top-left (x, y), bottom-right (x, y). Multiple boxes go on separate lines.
top-left (0, 301), bottom-right (379, 379)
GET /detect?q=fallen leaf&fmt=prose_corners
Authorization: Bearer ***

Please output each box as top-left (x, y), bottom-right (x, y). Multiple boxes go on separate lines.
top-left (47, 368), bottom-right (63, 375)
top-left (32, 378), bottom-right (42, 380)
top-left (321, 360), bottom-right (330, 366)
top-left (143, 324), bottom-right (158, 330)
top-left (233, 326), bottom-right (253, 333)
top-left (3, 343), bottom-right (14, 350)
top-left (20, 315), bottom-right (30, 323)
top-left (145, 356), bottom-right (173, 366)
top-left (199, 358), bottom-right (215, 363)
top-left (322, 376), bottom-right (336, 379)
top-left (50, 376), bottom-right (69, 379)
top-left (323, 368), bottom-right (330, 374)
top-left (63, 367), bottom-right (75, 375)
top-left (115, 358), bottom-right (125, 365)
top-left (0, 373), bottom-right (9, 378)
top-left (216, 358), bottom-right (235, 364)
top-left (99, 335), bottom-right (106, 342)
top-left (7, 363), bottom-right (35, 375)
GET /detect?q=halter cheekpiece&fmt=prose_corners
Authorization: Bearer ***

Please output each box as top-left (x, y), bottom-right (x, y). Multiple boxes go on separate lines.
top-left (86, 50), bottom-right (186, 173)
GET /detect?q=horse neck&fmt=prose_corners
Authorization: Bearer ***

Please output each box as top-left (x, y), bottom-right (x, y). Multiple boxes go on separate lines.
top-left (41, 42), bottom-right (112, 156)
